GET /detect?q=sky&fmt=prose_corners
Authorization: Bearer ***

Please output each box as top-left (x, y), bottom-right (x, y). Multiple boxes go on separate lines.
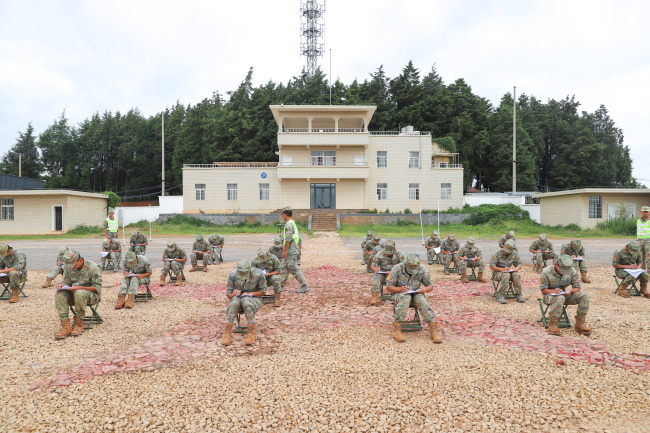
top-left (1, 0), bottom-right (648, 187)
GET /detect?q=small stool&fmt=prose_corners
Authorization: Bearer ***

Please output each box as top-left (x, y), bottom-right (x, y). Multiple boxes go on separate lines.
top-left (70, 302), bottom-right (103, 330)
top-left (460, 265), bottom-right (477, 282)
top-left (538, 298), bottom-right (571, 328)
top-left (393, 300), bottom-right (422, 332)
top-left (379, 282), bottom-right (392, 302)
top-left (0, 280), bottom-right (27, 300)
top-left (134, 283), bottom-right (153, 302)
top-left (613, 275), bottom-right (641, 296)
top-left (261, 294), bottom-right (276, 305)
top-left (167, 270), bottom-right (187, 283)
top-left (233, 312), bottom-right (248, 334)
top-left (492, 273), bottom-right (517, 299)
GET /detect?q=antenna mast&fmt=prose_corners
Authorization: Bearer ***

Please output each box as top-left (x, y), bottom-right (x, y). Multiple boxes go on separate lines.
top-left (300, 0), bottom-right (326, 76)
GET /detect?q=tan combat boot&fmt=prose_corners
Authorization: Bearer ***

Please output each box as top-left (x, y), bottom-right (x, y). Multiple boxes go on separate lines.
top-left (461, 272), bottom-right (469, 284)
top-left (370, 292), bottom-right (379, 306)
top-left (159, 275), bottom-right (166, 285)
top-left (114, 294), bottom-right (126, 309)
top-left (175, 276), bottom-right (182, 286)
top-left (244, 323), bottom-right (257, 345)
top-left (42, 277), bottom-right (53, 288)
top-left (574, 315), bottom-right (592, 336)
top-left (581, 272), bottom-right (591, 283)
top-left (640, 284), bottom-right (650, 299)
top-left (392, 321), bottom-right (405, 342)
top-left (125, 294), bottom-right (135, 309)
top-left (54, 319), bottom-right (72, 340)
top-left (617, 283), bottom-right (631, 298)
top-left (536, 265), bottom-right (542, 274)
top-left (429, 321), bottom-right (443, 344)
top-left (189, 265), bottom-right (197, 273)
top-left (477, 272), bottom-right (487, 283)
top-left (203, 263), bottom-right (208, 273)
top-left (70, 317), bottom-right (84, 337)
top-left (222, 323), bottom-right (233, 346)
top-left (274, 293), bottom-right (281, 308)
top-left (8, 289), bottom-right (19, 303)
top-left (548, 317), bottom-right (561, 336)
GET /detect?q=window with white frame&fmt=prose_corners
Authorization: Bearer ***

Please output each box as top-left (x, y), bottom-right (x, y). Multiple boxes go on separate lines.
top-left (195, 184), bottom-right (206, 201)
top-left (409, 183), bottom-right (420, 200)
top-left (354, 156), bottom-right (365, 166)
top-left (227, 184), bottom-right (238, 201)
top-left (589, 196), bottom-right (602, 218)
top-left (408, 151), bottom-right (420, 168)
top-left (1, 198), bottom-right (13, 221)
top-left (282, 155), bottom-right (293, 166)
top-left (441, 183), bottom-right (452, 200)
top-left (377, 151), bottom-right (387, 168)
top-left (259, 183), bottom-right (270, 200)
top-left (310, 150), bottom-right (336, 166)
top-left (377, 183), bottom-right (387, 200)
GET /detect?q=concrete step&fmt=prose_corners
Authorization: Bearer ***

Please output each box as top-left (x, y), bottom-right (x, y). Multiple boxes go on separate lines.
top-left (311, 214), bottom-right (337, 231)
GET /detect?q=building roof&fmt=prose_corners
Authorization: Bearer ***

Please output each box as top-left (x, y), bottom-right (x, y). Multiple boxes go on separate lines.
top-left (269, 105), bottom-right (377, 128)
top-left (0, 189), bottom-right (108, 199)
top-left (0, 173), bottom-right (43, 190)
top-left (533, 188), bottom-right (650, 198)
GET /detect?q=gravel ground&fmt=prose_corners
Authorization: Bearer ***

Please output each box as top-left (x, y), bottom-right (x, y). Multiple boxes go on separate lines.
top-left (1, 232), bottom-right (650, 433)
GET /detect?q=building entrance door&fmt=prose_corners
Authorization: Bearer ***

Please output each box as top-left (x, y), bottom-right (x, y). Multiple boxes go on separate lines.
top-left (53, 206), bottom-right (63, 231)
top-left (310, 183), bottom-right (336, 209)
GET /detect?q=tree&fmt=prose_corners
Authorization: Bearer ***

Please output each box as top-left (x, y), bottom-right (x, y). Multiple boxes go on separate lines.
top-left (0, 123), bottom-right (41, 179)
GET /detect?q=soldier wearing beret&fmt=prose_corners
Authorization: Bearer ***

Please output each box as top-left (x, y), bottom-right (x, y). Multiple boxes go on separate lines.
top-left (116, 252), bottom-right (152, 309)
top-left (638, 206), bottom-right (650, 270)
top-left (490, 239), bottom-right (524, 304)
top-left (0, 243), bottom-right (27, 303)
top-left (42, 246), bottom-right (68, 288)
top-left (459, 237), bottom-right (487, 283)
top-left (251, 247), bottom-right (283, 307)
top-left (129, 230), bottom-right (148, 256)
top-left (613, 240), bottom-right (649, 298)
top-left (560, 240), bottom-right (591, 283)
top-left (222, 260), bottom-right (267, 346)
top-left (159, 240), bottom-right (187, 286)
top-left (441, 233), bottom-right (460, 275)
top-left (424, 230), bottom-right (442, 265)
top-left (530, 234), bottom-right (557, 274)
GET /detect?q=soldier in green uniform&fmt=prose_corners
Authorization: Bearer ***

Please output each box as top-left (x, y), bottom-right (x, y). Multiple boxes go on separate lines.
top-left (441, 233), bottom-right (460, 275)
top-left (221, 260), bottom-right (267, 346)
top-left (560, 240), bottom-right (591, 283)
top-left (251, 247), bottom-right (283, 307)
top-left (424, 231), bottom-right (442, 265)
top-left (159, 240), bottom-right (187, 286)
top-left (268, 237), bottom-right (284, 261)
top-left (116, 252), bottom-right (152, 309)
top-left (490, 239), bottom-right (524, 304)
top-left (540, 254), bottom-right (591, 336)
top-left (372, 239), bottom-right (387, 257)
top-left (0, 243), bottom-right (27, 303)
top-left (459, 237), bottom-right (487, 283)
top-left (386, 254), bottom-right (442, 344)
top-left (208, 233), bottom-right (225, 264)
top-left (54, 250), bottom-right (102, 339)
top-left (613, 240), bottom-right (649, 298)
top-left (361, 230), bottom-right (373, 265)
top-left (530, 234), bottom-right (557, 274)
top-left (369, 240), bottom-right (404, 306)
top-left (101, 238), bottom-right (122, 271)
top-left (129, 230), bottom-right (148, 255)
top-left (280, 209), bottom-right (310, 293)
top-left (364, 233), bottom-right (381, 273)
top-left (103, 208), bottom-right (119, 239)
top-left (498, 230), bottom-right (516, 248)
top-left (638, 206), bottom-right (650, 270)
top-left (190, 234), bottom-right (211, 273)
top-left (42, 246), bottom-right (68, 288)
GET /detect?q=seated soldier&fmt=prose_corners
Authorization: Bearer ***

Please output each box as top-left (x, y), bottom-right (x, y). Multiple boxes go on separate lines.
top-left (561, 239), bottom-right (591, 283)
top-left (386, 253), bottom-right (442, 344)
top-left (0, 243), bottom-right (27, 303)
top-left (208, 233), bottom-right (225, 264)
top-left (540, 254), bottom-right (591, 336)
top-left (54, 250), bottom-right (102, 339)
top-left (190, 234), bottom-right (211, 273)
top-left (490, 239), bottom-right (524, 304)
top-left (43, 246), bottom-right (68, 288)
top-left (441, 233), bottom-right (460, 275)
top-left (530, 234), bottom-right (557, 274)
top-left (159, 240), bottom-right (187, 286)
top-left (499, 230), bottom-right (516, 248)
top-left (101, 238), bottom-right (122, 271)
top-left (361, 230), bottom-right (373, 265)
top-left (116, 252), bottom-right (152, 309)
top-left (129, 230), bottom-right (148, 255)
top-left (613, 240), bottom-right (649, 298)
top-left (364, 233), bottom-right (381, 273)
top-left (370, 240), bottom-right (403, 306)
top-left (459, 237), bottom-right (487, 283)
top-left (221, 260), bottom-right (267, 346)
top-left (251, 247), bottom-right (283, 307)
top-left (424, 230), bottom-right (442, 265)
top-left (268, 237), bottom-right (284, 261)
top-left (373, 239), bottom-right (387, 258)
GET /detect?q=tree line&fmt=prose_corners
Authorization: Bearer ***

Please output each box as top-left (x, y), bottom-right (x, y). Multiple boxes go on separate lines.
top-left (0, 62), bottom-right (640, 198)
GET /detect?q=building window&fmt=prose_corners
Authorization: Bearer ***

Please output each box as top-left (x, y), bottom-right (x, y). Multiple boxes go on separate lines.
top-left (195, 184), bottom-right (206, 201)
top-left (589, 196), bottom-right (602, 218)
top-left (377, 151), bottom-right (387, 168)
top-left (377, 183), bottom-right (387, 200)
top-left (282, 155), bottom-right (293, 166)
top-left (310, 150), bottom-right (336, 166)
top-left (441, 183), bottom-right (451, 200)
top-left (354, 156), bottom-right (365, 166)
top-left (1, 198), bottom-right (14, 221)
top-left (408, 151), bottom-right (420, 168)
top-left (259, 183), bottom-right (270, 200)
top-left (409, 183), bottom-right (420, 200)
top-left (227, 184), bottom-right (238, 201)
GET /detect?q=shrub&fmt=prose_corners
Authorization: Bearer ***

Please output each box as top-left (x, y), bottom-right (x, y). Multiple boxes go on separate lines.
top-left (68, 224), bottom-right (103, 235)
top-left (103, 191), bottom-right (120, 212)
top-left (463, 204), bottom-right (531, 226)
top-left (404, 208), bottom-right (412, 214)
top-left (161, 214), bottom-right (216, 227)
top-left (596, 217), bottom-right (637, 236)
top-left (396, 219), bottom-right (417, 226)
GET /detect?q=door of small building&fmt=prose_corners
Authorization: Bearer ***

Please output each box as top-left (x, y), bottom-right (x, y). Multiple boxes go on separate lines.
top-left (310, 183), bottom-right (336, 209)
top-left (53, 206), bottom-right (63, 231)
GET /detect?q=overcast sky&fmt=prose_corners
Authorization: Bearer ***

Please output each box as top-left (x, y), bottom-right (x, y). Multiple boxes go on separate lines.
top-left (1, 0), bottom-right (648, 186)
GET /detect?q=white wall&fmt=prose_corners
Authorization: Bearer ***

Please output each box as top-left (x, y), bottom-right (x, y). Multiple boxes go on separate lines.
top-left (520, 204), bottom-right (541, 224)
top-left (464, 194), bottom-right (540, 223)
top-left (116, 196), bottom-right (184, 226)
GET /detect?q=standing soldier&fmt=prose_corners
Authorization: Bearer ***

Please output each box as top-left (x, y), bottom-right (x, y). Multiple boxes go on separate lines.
top-left (441, 233), bottom-right (460, 275)
top-left (560, 240), bottom-right (591, 283)
top-left (129, 230), bottom-right (148, 255)
top-left (490, 239), bottom-right (524, 304)
top-left (103, 208), bottom-right (119, 239)
top-left (638, 206), bottom-right (650, 270)
top-left (280, 209), bottom-right (310, 293)
top-left (540, 254), bottom-right (592, 336)
top-left (459, 237), bottom-right (487, 283)
top-left (268, 237), bottom-right (284, 261)
top-left (190, 234), bottom-right (210, 273)
top-left (364, 233), bottom-right (381, 274)
top-left (499, 230), bottom-right (516, 248)
top-left (101, 238), bottom-right (122, 271)
top-left (369, 240), bottom-right (403, 306)
top-left (221, 260), bottom-right (267, 346)
top-left (361, 230), bottom-right (373, 265)
top-left (0, 243), bottom-right (27, 303)
top-left (386, 253), bottom-right (442, 344)
top-left (159, 240), bottom-right (187, 286)
top-left (251, 247), bottom-right (283, 307)
top-left (54, 250), bottom-right (102, 339)
top-left (116, 252), bottom-right (152, 309)
top-left (42, 246), bottom-right (68, 288)
top-left (208, 233), bottom-right (225, 264)
top-left (530, 234), bottom-right (557, 274)
top-left (424, 230), bottom-right (442, 265)
top-left (613, 240), bottom-right (649, 298)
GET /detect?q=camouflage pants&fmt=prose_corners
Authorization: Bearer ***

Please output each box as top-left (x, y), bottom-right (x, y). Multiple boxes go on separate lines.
top-left (107, 232), bottom-right (118, 239)
top-left (190, 252), bottom-right (211, 267)
top-left (393, 293), bottom-right (436, 322)
top-left (129, 245), bottom-right (146, 255)
top-left (571, 259), bottom-right (587, 273)
top-left (48, 265), bottom-right (64, 279)
top-left (101, 252), bottom-right (121, 267)
top-left (210, 246), bottom-right (223, 263)
top-left (640, 239), bottom-right (650, 270)
top-left (55, 289), bottom-right (99, 320)
top-left (266, 275), bottom-right (282, 294)
top-left (226, 296), bottom-right (262, 324)
top-left (161, 261), bottom-right (184, 276)
top-left (543, 292), bottom-right (590, 317)
top-left (0, 271), bottom-right (26, 290)
top-left (442, 254), bottom-right (460, 271)
top-left (426, 249), bottom-right (440, 264)
top-left (280, 254), bottom-right (307, 286)
top-left (371, 273), bottom-right (387, 293)
top-left (533, 252), bottom-right (557, 267)
top-left (365, 253), bottom-right (374, 271)
top-left (120, 276), bottom-right (151, 295)
top-left (459, 259), bottom-right (485, 273)
top-left (615, 269), bottom-right (649, 286)
top-left (493, 271), bottom-right (522, 295)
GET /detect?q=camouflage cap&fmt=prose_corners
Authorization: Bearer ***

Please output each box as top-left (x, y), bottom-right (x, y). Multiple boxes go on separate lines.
top-left (384, 240), bottom-right (395, 254)
top-left (629, 240), bottom-right (642, 252)
top-left (236, 259), bottom-right (251, 280)
top-left (102, 238), bottom-right (110, 248)
top-left (405, 253), bottom-right (421, 268)
top-left (63, 249), bottom-right (80, 265)
top-left (642, 206), bottom-right (649, 212)
top-left (448, 233), bottom-right (456, 241)
top-left (379, 239), bottom-right (387, 247)
top-left (367, 230), bottom-right (373, 236)
top-left (467, 236), bottom-right (476, 245)
top-left (211, 233), bottom-right (217, 238)
top-left (124, 251), bottom-right (137, 264)
top-left (273, 237), bottom-right (283, 246)
top-left (166, 240), bottom-right (176, 249)
top-left (432, 231), bottom-right (439, 237)
top-left (257, 247), bottom-right (267, 259)
top-left (556, 254), bottom-right (574, 274)
top-left (58, 246), bottom-right (68, 255)
top-left (373, 233), bottom-right (381, 241)
top-left (539, 234), bottom-right (547, 240)
top-left (131, 230), bottom-right (137, 236)
top-left (572, 239), bottom-right (582, 248)
top-left (504, 239), bottom-right (516, 252)
top-left (0, 243), bottom-right (7, 256)
top-left (507, 230), bottom-right (515, 238)
top-left (196, 234), bottom-right (203, 242)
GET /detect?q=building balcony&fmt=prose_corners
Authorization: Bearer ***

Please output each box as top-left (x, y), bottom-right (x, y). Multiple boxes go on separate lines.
top-left (277, 162), bottom-right (369, 180)
top-left (278, 129), bottom-right (369, 147)
top-left (431, 163), bottom-right (463, 169)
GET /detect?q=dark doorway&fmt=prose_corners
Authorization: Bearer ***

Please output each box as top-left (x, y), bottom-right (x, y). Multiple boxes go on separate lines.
top-left (310, 183), bottom-right (336, 209)
top-left (54, 206), bottom-right (63, 231)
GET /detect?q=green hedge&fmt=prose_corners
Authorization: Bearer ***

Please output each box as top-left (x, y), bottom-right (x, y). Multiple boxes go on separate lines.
top-left (462, 203), bottom-right (531, 226)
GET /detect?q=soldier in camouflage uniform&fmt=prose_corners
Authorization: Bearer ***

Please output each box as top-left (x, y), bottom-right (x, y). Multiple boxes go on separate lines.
top-left (560, 240), bottom-right (591, 283)
top-left (221, 260), bottom-right (267, 346)
top-left (441, 234), bottom-right (460, 275)
top-left (373, 239), bottom-right (387, 257)
top-left (159, 240), bottom-right (187, 286)
top-left (101, 238), bottom-right (122, 271)
top-left (268, 237), bottom-right (284, 261)
top-left (42, 246), bottom-right (68, 288)
top-left (361, 230), bottom-right (373, 265)
top-left (129, 230), bottom-right (148, 255)
top-left (0, 243), bottom-right (27, 303)
top-left (613, 240), bottom-right (649, 298)
top-left (116, 251), bottom-right (152, 309)
top-left (208, 233), bottom-right (225, 264)
top-left (190, 234), bottom-right (211, 273)
top-left (103, 208), bottom-right (119, 239)
top-left (369, 240), bottom-right (404, 306)
top-left (530, 234), bottom-right (557, 274)
top-left (280, 209), bottom-right (310, 293)
top-left (251, 247), bottom-right (283, 307)
top-left (424, 231), bottom-right (442, 265)
top-left (490, 239), bottom-right (524, 304)
top-left (54, 250), bottom-right (102, 339)
top-left (540, 254), bottom-right (592, 336)
top-left (386, 253), bottom-right (442, 344)
top-left (459, 237), bottom-right (487, 283)
top-left (498, 230), bottom-right (516, 248)
top-left (364, 233), bottom-right (381, 273)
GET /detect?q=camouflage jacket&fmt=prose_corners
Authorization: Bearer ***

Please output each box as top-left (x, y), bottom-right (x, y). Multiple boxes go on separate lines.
top-left (268, 245), bottom-right (283, 260)
top-left (373, 250), bottom-right (404, 272)
top-left (192, 240), bottom-right (210, 253)
top-left (372, 245), bottom-right (384, 256)
top-left (490, 249), bottom-right (521, 268)
top-left (459, 245), bottom-right (483, 259)
top-left (539, 266), bottom-right (581, 291)
top-left (163, 246), bottom-right (187, 261)
top-left (441, 239), bottom-right (460, 253)
top-left (208, 234), bottom-right (224, 246)
top-left (124, 255), bottom-right (152, 275)
top-left (283, 221), bottom-right (301, 255)
top-left (365, 239), bottom-right (379, 253)
top-left (361, 235), bottom-right (373, 248)
top-left (387, 263), bottom-right (433, 290)
top-left (226, 268), bottom-right (267, 294)
top-left (56, 252), bottom-right (65, 266)
top-left (251, 254), bottom-right (282, 274)
top-left (530, 239), bottom-right (553, 253)
top-left (613, 247), bottom-right (641, 267)
top-left (499, 234), bottom-right (516, 248)
top-left (63, 259), bottom-right (102, 299)
top-left (425, 236), bottom-right (442, 248)
top-left (103, 240), bottom-right (121, 252)
top-left (0, 249), bottom-right (27, 276)
top-left (561, 243), bottom-right (585, 257)
top-left (130, 233), bottom-right (148, 246)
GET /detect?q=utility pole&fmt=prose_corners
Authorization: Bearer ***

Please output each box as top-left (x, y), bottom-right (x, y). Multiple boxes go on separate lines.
top-left (18, 153), bottom-right (21, 177)
top-left (329, 49), bottom-right (332, 105)
top-left (512, 86), bottom-right (517, 193)
top-left (161, 113), bottom-right (165, 196)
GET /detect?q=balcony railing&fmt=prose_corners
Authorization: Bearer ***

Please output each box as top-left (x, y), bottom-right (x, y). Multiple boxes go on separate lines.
top-left (279, 161), bottom-right (368, 167)
top-left (432, 163), bottom-right (463, 169)
top-left (280, 128), bottom-right (368, 133)
top-left (369, 131), bottom-right (431, 136)
top-left (184, 162), bottom-right (278, 168)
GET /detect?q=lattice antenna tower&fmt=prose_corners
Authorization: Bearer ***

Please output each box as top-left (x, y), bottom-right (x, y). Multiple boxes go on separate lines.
top-left (300, 0), bottom-right (326, 76)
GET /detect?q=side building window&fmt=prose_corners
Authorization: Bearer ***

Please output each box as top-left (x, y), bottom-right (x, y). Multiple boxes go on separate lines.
top-left (227, 184), bottom-right (238, 201)
top-left (377, 183), bottom-right (387, 200)
top-left (409, 183), bottom-right (420, 200)
top-left (195, 184), bottom-right (206, 201)
top-left (259, 183), bottom-right (270, 200)
top-left (441, 183), bottom-right (451, 200)
top-left (408, 151), bottom-right (420, 168)
top-left (377, 151), bottom-right (387, 168)
top-left (1, 198), bottom-right (14, 221)
top-left (589, 196), bottom-right (602, 218)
